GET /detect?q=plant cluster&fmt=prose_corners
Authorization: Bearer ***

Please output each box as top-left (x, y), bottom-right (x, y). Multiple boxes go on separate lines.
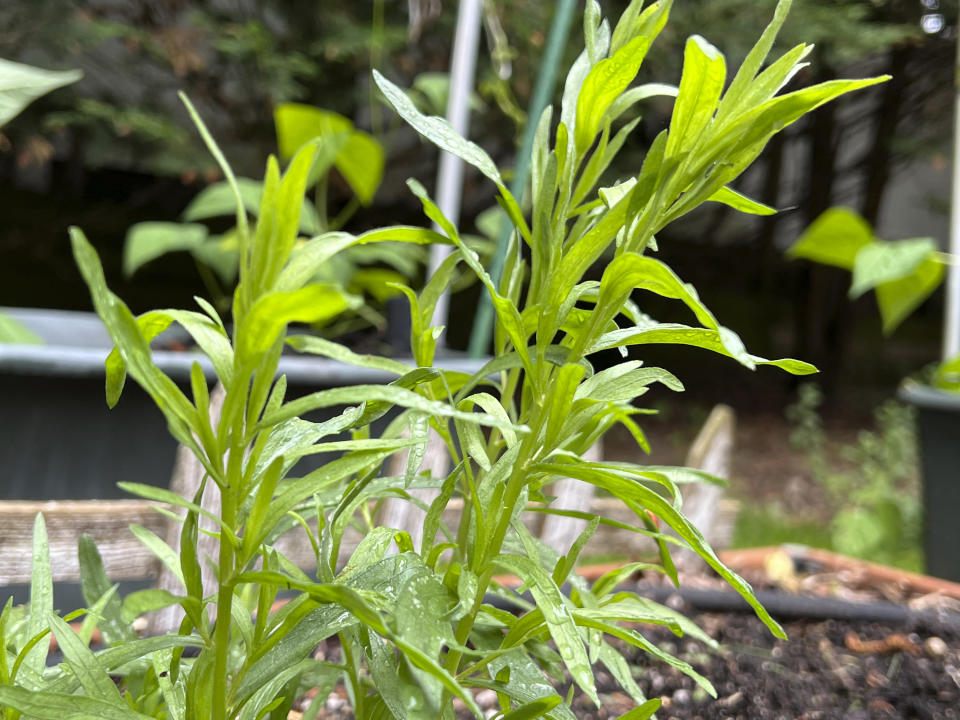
top-left (0, 1), bottom-right (883, 718)
top-left (788, 206), bottom-right (959, 390)
top-left (784, 384), bottom-right (922, 570)
top-left (123, 101), bottom-right (418, 334)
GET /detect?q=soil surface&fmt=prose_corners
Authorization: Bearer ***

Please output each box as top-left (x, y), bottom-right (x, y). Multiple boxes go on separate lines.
top-left (298, 601), bottom-right (960, 720)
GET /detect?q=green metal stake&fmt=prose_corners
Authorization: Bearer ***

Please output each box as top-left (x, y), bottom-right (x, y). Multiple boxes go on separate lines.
top-left (467, 0), bottom-right (578, 358)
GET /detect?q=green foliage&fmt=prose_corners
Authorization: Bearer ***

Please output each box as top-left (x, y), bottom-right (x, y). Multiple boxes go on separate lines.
top-left (123, 104), bottom-right (419, 328)
top-left (2, 1), bottom-right (882, 717)
top-left (788, 206), bottom-right (947, 336)
top-left (0, 57), bottom-right (81, 127)
top-left (0, 57), bottom-right (80, 344)
top-left (785, 384), bottom-right (923, 571)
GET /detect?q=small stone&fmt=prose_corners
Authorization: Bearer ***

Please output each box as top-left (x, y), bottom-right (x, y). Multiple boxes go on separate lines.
top-left (476, 689), bottom-right (499, 709)
top-left (925, 636), bottom-right (948, 658)
top-left (672, 688), bottom-right (692, 705)
top-left (484, 710), bottom-right (498, 719)
top-left (692, 686), bottom-right (711, 704)
top-left (325, 693), bottom-right (345, 712)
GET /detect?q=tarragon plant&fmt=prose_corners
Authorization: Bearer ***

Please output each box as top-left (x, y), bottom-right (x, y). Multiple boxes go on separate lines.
top-left (0, 1), bottom-right (884, 718)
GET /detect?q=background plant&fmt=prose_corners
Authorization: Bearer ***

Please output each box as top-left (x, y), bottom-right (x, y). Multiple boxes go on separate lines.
top-left (0, 1), bottom-right (884, 718)
top-left (122, 102), bottom-right (424, 334)
top-left (787, 206), bottom-right (959, 391)
top-left (784, 383), bottom-right (922, 570)
top-left (0, 57), bottom-right (80, 344)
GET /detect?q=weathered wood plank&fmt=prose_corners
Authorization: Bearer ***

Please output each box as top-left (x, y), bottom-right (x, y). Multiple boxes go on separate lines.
top-left (0, 500), bottom-right (165, 584)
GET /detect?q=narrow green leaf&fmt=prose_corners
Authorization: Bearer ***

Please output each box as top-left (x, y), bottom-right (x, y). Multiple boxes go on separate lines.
top-left (374, 70), bottom-right (502, 186)
top-left (537, 460), bottom-right (785, 639)
top-left (495, 554), bottom-right (599, 706)
top-left (588, 322), bottom-right (816, 375)
top-left (617, 699), bottom-right (662, 720)
top-left (666, 36), bottom-right (726, 159)
top-left (26, 513), bottom-right (52, 676)
top-left (287, 334), bottom-right (411, 375)
top-left (575, 35), bottom-right (651, 153)
top-left (129, 523), bottom-right (185, 585)
top-left (500, 696), bottom-right (563, 720)
top-left (48, 613), bottom-right (123, 703)
top-left (78, 534), bottom-right (136, 645)
top-left (118, 483), bottom-right (237, 544)
top-left (707, 186), bottom-right (776, 216)
top-left (0, 687), bottom-right (154, 720)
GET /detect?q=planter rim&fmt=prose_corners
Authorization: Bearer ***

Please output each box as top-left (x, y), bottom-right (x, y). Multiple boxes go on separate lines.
top-left (898, 382), bottom-right (960, 412)
top-left (0, 306), bottom-right (488, 383)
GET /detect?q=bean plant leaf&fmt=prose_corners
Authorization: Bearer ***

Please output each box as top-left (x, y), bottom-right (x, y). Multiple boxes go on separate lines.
top-left (0, 58), bottom-right (82, 126)
top-left (123, 222), bottom-right (208, 277)
top-left (788, 208), bottom-right (873, 271)
top-left (875, 255), bottom-right (945, 335)
top-left (849, 237), bottom-right (938, 299)
top-left (183, 176), bottom-right (321, 235)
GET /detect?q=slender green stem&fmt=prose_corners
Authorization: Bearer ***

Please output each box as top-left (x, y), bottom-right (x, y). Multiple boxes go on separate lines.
top-left (212, 492), bottom-right (236, 720)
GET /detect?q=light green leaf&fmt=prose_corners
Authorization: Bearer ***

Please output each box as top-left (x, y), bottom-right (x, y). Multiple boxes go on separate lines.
top-left (495, 554), bottom-right (599, 706)
top-left (237, 285), bottom-right (358, 359)
top-left (375, 70), bottom-right (502, 186)
top-left (850, 238), bottom-right (938, 299)
top-left (0, 58), bottom-right (81, 126)
top-left (0, 687), bottom-right (154, 720)
top-left (287, 334), bottom-right (411, 375)
top-left (575, 362), bottom-right (683, 402)
top-left (337, 130), bottom-right (384, 205)
top-left (787, 207), bottom-right (874, 269)
top-left (537, 460), bottom-right (785, 640)
top-left (123, 222), bottom-right (208, 277)
top-left (707, 186), bottom-right (776, 216)
top-left (78, 534), bottom-right (136, 645)
top-left (183, 177), bottom-right (320, 235)
top-left (48, 613), bottom-right (123, 703)
top-left (575, 35), bottom-right (651, 153)
top-left (875, 255), bottom-right (945, 335)
top-left (616, 699), bottom-right (662, 719)
top-left (0, 312), bottom-right (43, 344)
top-left (129, 524), bottom-right (184, 586)
top-left (588, 322), bottom-right (816, 375)
top-left (666, 35), bottom-right (726, 158)
top-left (26, 514), bottom-right (52, 676)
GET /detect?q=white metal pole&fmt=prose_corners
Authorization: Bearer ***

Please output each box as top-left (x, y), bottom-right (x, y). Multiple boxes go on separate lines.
top-left (429, 0), bottom-right (484, 343)
top-left (943, 34), bottom-right (960, 361)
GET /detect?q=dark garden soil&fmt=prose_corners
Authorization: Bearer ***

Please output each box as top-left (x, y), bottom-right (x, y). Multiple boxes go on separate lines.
top-left (298, 602), bottom-right (960, 720)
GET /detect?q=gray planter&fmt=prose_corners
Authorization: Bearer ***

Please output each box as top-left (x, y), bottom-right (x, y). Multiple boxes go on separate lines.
top-left (899, 383), bottom-right (960, 583)
top-left (0, 307), bottom-right (485, 501)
